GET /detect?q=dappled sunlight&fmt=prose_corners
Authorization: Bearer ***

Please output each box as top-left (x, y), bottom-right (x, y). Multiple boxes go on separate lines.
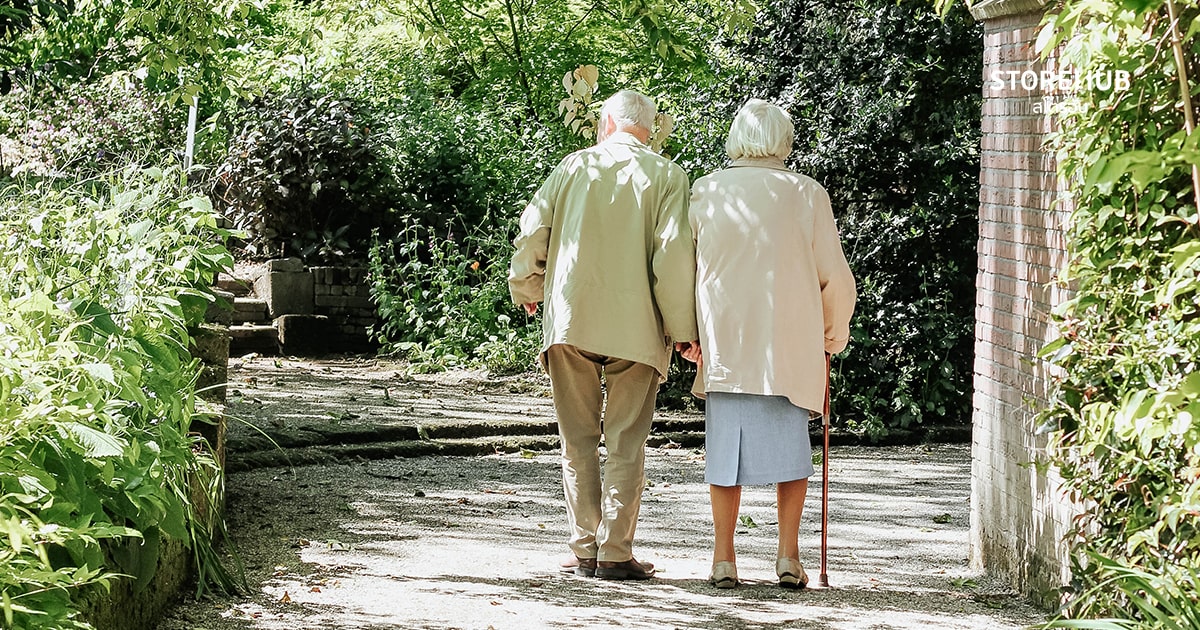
top-left (154, 360), bottom-right (1046, 629)
top-left (193, 442), bottom-right (1043, 629)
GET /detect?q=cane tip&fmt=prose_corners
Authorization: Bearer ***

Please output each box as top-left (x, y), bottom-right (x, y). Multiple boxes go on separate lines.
top-left (818, 574), bottom-right (830, 588)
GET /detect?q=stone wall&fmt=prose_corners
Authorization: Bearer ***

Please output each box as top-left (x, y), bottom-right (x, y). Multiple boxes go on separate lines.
top-left (78, 537), bottom-right (192, 630)
top-left (79, 302), bottom-right (231, 628)
top-left (236, 260), bottom-right (377, 355)
top-left (310, 266), bottom-right (376, 346)
top-left (969, 0), bottom-right (1075, 607)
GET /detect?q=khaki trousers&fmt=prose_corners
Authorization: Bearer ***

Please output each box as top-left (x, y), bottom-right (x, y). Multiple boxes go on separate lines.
top-left (545, 344), bottom-right (659, 562)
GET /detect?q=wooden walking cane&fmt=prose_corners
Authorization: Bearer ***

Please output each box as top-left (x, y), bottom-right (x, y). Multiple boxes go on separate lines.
top-left (819, 352), bottom-right (831, 588)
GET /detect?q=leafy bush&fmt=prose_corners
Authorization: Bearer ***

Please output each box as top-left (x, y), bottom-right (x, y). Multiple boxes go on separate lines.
top-left (368, 220), bottom-right (539, 375)
top-left (732, 0), bottom-right (982, 435)
top-left (0, 166), bottom-right (237, 629)
top-left (1033, 0), bottom-right (1200, 625)
top-left (1045, 553), bottom-right (1200, 630)
top-left (1, 81), bottom-right (174, 178)
top-left (369, 94), bottom-right (496, 235)
top-left (211, 83), bottom-right (385, 262)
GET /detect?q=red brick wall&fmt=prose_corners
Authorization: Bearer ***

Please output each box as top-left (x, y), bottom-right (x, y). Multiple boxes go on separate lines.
top-left (969, 7), bottom-right (1074, 607)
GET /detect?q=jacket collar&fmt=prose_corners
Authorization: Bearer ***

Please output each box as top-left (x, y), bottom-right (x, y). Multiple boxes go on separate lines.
top-left (603, 131), bottom-right (648, 148)
top-left (730, 156), bottom-right (790, 171)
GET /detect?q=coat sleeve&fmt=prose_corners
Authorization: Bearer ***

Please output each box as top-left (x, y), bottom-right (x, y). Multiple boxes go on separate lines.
top-left (812, 187), bottom-right (857, 354)
top-left (508, 168), bottom-right (558, 306)
top-left (651, 164), bottom-right (700, 343)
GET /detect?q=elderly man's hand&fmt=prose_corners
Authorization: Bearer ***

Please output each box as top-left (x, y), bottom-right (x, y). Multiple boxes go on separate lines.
top-left (523, 303), bottom-right (538, 315)
top-left (675, 341), bottom-right (702, 366)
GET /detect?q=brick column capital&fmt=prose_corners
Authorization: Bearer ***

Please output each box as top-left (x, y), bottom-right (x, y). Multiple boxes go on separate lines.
top-left (969, 0), bottom-right (1049, 20)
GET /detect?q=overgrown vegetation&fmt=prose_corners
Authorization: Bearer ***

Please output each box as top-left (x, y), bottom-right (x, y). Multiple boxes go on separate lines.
top-left (367, 220), bottom-right (539, 375)
top-left (212, 85), bottom-right (384, 261)
top-left (0, 167), bottom-right (238, 629)
top-left (1021, 0), bottom-right (1200, 626)
top-left (736, 0), bottom-right (982, 435)
top-left (3, 0), bottom-right (983, 431)
top-left (1, 81), bottom-right (171, 177)
top-left (322, 0), bottom-right (982, 430)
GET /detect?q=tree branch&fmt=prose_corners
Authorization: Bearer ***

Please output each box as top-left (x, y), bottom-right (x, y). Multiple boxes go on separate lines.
top-left (561, 1), bottom-right (598, 44)
top-left (1165, 0), bottom-right (1200, 228)
top-left (502, 0), bottom-right (537, 120)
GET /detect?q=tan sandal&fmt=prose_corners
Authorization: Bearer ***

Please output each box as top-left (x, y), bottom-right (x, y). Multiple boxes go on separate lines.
top-left (709, 561), bottom-right (739, 589)
top-left (776, 557), bottom-right (808, 589)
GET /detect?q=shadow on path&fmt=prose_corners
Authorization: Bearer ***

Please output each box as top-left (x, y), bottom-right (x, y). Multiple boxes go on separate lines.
top-left (158, 360), bottom-right (1044, 630)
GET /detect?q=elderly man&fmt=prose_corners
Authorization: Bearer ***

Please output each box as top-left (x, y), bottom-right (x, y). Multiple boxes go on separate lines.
top-left (509, 90), bottom-right (699, 581)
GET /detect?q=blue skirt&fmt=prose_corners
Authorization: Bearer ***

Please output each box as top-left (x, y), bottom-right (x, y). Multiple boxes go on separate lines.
top-left (704, 392), bottom-right (815, 487)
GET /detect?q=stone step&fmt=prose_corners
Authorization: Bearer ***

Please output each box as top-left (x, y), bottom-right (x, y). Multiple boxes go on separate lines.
top-left (228, 419), bottom-right (560, 454)
top-left (228, 324), bottom-right (279, 354)
top-left (216, 274), bottom-right (255, 297)
top-left (219, 420), bottom-right (965, 472)
top-left (220, 420), bottom-right (717, 471)
top-left (205, 289), bottom-right (235, 325)
top-left (229, 323), bottom-right (277, 338)
top-left (225, 435), bottom-right (562, 471)
top-left (232, 297), bottom-right (269, 323)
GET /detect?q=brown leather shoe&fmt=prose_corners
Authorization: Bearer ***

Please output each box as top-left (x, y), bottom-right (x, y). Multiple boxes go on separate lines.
top-left (559, 555), bottom-right (597, 577)
top-left (596, 558), bottom-right (656, 580)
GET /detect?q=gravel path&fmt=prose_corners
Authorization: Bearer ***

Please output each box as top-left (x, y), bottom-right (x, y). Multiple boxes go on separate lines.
top-left (157, 359), bottom-right (1046, 630)
top-left (157, 451), bottom-right (1046, 630)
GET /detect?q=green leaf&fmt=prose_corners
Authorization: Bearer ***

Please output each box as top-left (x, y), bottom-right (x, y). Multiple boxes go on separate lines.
top-left (1039, 336), bottom-right (1069, 359)
top-left (2, 590), bottom-right (13, 627)
top-left (1169, 241), bottom-right (1200, 270)
top-left (127, 219), bottom-right (155, 243)
top-left (1035, 21), bottom-right (1059, 57)
top-left (178, 196), bottom-right (213, 215)
top-left (1182, 371), bottom-right (1200, 397)
top-left (80, 363), bottom-right (116, 385)
top-left (63, 422), bottom-right (126, 458)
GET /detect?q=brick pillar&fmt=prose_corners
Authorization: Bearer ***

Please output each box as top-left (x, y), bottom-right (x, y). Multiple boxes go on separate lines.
top-left (969, 0), bottom-right (1075, 607)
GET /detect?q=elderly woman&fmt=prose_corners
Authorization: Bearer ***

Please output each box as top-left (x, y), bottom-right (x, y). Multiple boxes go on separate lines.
top-left (685, 99), bottom-right (856, 589)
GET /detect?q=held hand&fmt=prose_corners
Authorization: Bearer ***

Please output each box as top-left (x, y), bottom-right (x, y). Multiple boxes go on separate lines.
top-left (523, 303), bottom-right (538, 315)
top-left (675, 341), bottom-right (702, 365)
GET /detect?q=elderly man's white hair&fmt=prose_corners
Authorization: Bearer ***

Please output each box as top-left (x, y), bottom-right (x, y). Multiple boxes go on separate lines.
top-left (600, 90), bottom-right (657, 133)
top-left (725, 98), bottom-right (794, 161)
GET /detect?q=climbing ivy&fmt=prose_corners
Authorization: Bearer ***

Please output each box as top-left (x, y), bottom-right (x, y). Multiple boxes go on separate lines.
top-left (1029, 0), bottom-right (1200, 625)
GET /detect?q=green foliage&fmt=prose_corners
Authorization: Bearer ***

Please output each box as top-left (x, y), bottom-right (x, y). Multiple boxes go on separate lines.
top-left (1032, 0), bottom-right (1200, 625)
top-left (0, 166), bottom-right (240, 629)
top-left (212, 83), bottom-right (385, 261)
top-left (398, 0), bottom-right (745, 122)
top-left (1, 0), bottom-right (269, 105)
top-left (1, 80), bottom-right (173, 177)
top-left (733, 0), bottom-right (982, 435)
top-left (367, 221), bottom-right (539, 375)
top-left (0, 0), bottom-right (72, 92)
top-left (369, 94), bottom-right (497, 235)
top-left (1045, 553), bottom-right (1200, 630)
top-left (119, 0), bottom-right (271, 104)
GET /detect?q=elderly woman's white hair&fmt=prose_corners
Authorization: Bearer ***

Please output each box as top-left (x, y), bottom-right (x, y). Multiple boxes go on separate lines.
top-left (725, 98), bottom-right (794, 161)
top-left (600, 90), bottom-right (657, 133)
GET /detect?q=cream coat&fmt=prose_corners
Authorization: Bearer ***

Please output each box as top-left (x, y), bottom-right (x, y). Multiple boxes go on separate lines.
top-left (689, 157), bottom-right (856, 414)
top-left (509, 132), bottom-right (699, 378)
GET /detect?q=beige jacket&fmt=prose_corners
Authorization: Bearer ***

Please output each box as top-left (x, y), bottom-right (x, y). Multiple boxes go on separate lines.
top-left (509, 132), bottom-right (699, 378)
top-left (689, 157), bottom-right (857, 413)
